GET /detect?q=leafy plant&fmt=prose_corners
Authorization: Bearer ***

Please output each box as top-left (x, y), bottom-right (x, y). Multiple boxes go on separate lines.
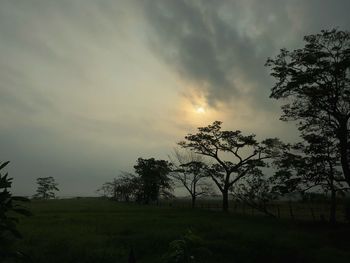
top-left (162, 230), bottom-right (211, 263)
top-left (0, 161), bottom-right (31, 260)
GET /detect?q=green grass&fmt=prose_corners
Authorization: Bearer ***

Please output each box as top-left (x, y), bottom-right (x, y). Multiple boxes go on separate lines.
top-left (11, 198), bottom-right (350, 262)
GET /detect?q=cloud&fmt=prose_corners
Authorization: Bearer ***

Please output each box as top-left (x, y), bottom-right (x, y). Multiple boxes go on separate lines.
top-left (142, 0), bottom-right (350, 108)
top-left (0, 0), bottom-right (181, 196)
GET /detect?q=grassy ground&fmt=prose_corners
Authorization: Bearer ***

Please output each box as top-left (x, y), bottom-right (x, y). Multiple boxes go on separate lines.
top-left (11, 198), bottom-right (350, 263)
top-left (159, 199), bottom-right (349, 222)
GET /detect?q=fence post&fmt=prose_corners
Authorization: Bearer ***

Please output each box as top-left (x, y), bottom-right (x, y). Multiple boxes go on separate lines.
top-left (288, 201), bottom-right (295, 221)
top-left (310, 206), bottom-right (315, 222)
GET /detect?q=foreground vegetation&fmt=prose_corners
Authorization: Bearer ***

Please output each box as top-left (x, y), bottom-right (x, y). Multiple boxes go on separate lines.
top-left (11, 198), bottom-right (350, 263)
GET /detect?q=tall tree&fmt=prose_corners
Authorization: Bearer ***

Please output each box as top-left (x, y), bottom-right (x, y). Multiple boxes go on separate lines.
top-left (272, 130), bottom-right (347, 223)
top-left (179, 121), bottom-right (284, 212)
top-left (266, 29), bottom-right (350, 187)
top-left (134, 158), bottom-right (173, 204)
top-left (34, 176), bottom-right (59, 199)
top-left (169, 148), bottom-right (213, 208)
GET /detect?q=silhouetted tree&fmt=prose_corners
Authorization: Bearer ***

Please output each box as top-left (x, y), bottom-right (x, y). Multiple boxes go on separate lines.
top-left (97, 173), bottom-right (139, 202)
top-left (169, 149), bottom-right (213, 208)
top-left (96, 182), bottom-right (112, 198)
top-left (272, 131), bottom-right (347, 223)
top-left (0, 161), bottom-right (31, 260)
top-left (117, 173), bottom-right (141, 202)
top-left (34, 176), bottom-right (59, 199)
top-left (266, 28), bottom-right (350, 187)
top-left (134, 158), bottom-right (173, 204)
top-left (179, 121), bottom-right (284, 212)
top-left (231, 168), bottom-right (278, 218)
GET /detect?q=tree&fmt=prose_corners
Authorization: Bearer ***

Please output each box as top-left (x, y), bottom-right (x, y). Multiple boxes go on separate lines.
top-left (179, 121), bottom-right (284, 212)
top-left (0, 161), bottom-right (31, 260)
top-left (133, 158), bottom-right (173, 204)
top-left (34, 176), bottom-right (59, 199)
top-left (302, 131), bottom-right (347, 224)
top-left (169, 148), bottom-right (213, 208)
top-left (272, 131), bottom-right (347, 223)
top-left (230, 168), bottom-right (278, 218)
top-left (96, 182), bottom-right (112, 198)
top-left (266, 29), bottom-right (350, 187)
top-left (97, 173), bottom-right (139, 202)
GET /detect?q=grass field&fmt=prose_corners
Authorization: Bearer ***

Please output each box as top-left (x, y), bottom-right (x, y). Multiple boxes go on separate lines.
top-left (12, 198), bottom-right (350, 263)
top-left (158, 199), bottom-right (350, 222)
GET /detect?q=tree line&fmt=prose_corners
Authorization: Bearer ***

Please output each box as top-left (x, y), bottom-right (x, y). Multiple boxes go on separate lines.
top-left (98, 29), bottom-right (350, 224)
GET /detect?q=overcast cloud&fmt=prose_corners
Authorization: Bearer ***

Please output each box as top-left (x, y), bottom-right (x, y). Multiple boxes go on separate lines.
top-left (0, 0), bottom-right (349, 196)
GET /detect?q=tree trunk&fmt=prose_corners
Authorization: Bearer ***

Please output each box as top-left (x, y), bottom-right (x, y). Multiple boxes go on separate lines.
top-left (338, 125), bottom-right (350, 187)
top-left (191, 195), bottom-right (196, 209)
top-left (330, 188), bottom-right (337, 225)
top-left (222, 190), bottom-right (229, 212)
top-left (328, 153), bottom-right (337, 225)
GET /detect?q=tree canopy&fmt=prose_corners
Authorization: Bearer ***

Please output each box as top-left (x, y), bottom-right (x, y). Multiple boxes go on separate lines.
top-left (34, 176), bottom-right (59, 199)
top-left (134, 158), bottom-right (173, 204)
top-left (169, 148), bottom-right (212, 208)
top-left (266, 28), bottom-right (350, 186)
top-left (179, 121), bottom-right (284, 211)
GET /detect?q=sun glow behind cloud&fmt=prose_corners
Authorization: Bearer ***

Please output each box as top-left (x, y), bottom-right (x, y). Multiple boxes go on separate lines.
top-left (174, 86), bottom-right (227, 128)
top-left (195, 106), bottom-right (206, 114)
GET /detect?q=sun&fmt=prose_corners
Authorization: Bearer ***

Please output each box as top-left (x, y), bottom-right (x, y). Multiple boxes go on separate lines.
top-left (195, 106), bottom-right (206, 114)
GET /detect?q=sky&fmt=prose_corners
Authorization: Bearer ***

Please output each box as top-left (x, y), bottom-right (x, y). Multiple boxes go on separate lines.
top-left (1, 0), bottom-right (349, 196)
